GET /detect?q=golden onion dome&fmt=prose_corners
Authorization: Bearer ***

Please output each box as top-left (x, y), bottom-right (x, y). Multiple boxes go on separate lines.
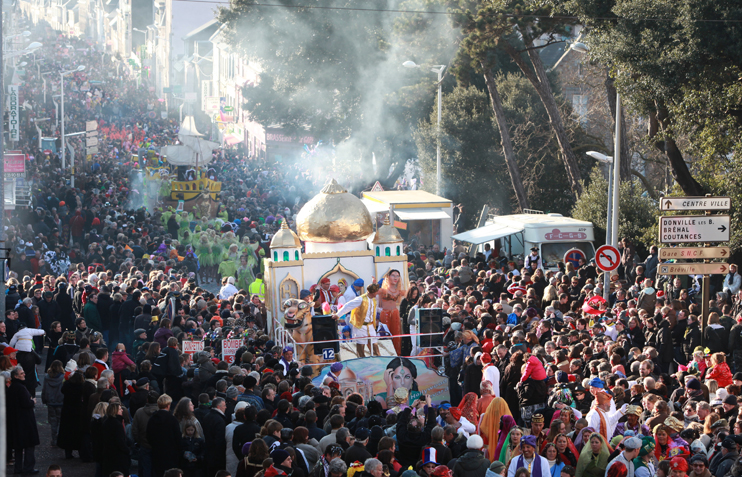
top-left (270, 220), bottom-right (301, 248)
top-left (296, 179), bottom-right (373, 242)
top-left (372, 216), bottom-right (403, 244)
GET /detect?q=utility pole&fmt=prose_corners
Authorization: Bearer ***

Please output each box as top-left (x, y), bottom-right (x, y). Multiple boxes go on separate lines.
top-left (0, 0), bottom-right (7, 324)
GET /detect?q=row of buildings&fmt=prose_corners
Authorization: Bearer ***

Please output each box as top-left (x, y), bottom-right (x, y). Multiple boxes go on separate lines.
top-left (17, 0), bottom-right (309, 161)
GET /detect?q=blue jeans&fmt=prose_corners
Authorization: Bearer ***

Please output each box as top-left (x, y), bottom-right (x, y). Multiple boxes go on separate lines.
top-left (139, 446), bottom-right (152, 477)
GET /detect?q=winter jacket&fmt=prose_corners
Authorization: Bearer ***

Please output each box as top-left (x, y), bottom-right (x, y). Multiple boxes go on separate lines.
top-left (41, 372), bottom-right (65, 406)
top-left (154, 327), bottom-right (174, 349)
top-left (707, 362), bottom-right (734, 388)
top-left (111, 350), bottom-right (135, 373)
top-left (636, 287), bottom-right (656, 313)
top-left (452, 449), bottom-right (489, 477)
top-left (684, 324), bottom-right (703, 362)
top-left (704, 324), bottom-right (729, 354)
top-left (131, 403), bottom-right (158, 450)
top-left (655, 318), bottom-right (674, 364)
top-left (83, 302), bottom-right (102, 332)
top-left (521, 355), bottom-right (547, 382)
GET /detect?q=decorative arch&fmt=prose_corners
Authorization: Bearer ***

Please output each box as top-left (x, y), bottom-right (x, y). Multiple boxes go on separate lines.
top-left (273, 251), bottom-right (278, 261)
top-left (278, 273), bottom-right (300, 302)
top-left (318, 258), bottom-right (361, 284)
top-left (294, 250), bottom-right (300, 261)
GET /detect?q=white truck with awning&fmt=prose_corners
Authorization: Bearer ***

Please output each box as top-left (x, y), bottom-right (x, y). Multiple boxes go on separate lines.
top-left (361, 190), bottom-right (454, 250)
top-left (453, 211), bottom-right (595, 271)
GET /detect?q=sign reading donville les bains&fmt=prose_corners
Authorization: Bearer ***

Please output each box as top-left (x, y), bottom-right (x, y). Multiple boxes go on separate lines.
top-left (659, 215), bottom-right (730, 244)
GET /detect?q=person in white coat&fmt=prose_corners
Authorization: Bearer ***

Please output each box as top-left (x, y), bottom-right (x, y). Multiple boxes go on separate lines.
top-left (226, 401), bottom-right (249, 477)
top-left (9, 323), bottom-right (45, 394)
top-left (724, 264), bottom-right (741, 297)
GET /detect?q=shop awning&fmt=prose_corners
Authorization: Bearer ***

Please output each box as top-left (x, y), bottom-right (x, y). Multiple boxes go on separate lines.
top-left (361, 198), bottom-right (389, 215)
top-left (393, 208), bottom-right (451, 221)
top-left (452, 223), bottom-right (524, 245)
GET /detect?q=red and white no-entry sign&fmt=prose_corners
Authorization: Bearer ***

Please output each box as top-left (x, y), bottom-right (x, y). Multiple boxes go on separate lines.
top-left (595, 245), bottom-right (620, 272)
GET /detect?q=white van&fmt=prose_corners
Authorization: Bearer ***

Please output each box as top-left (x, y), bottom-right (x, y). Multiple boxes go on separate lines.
top-left (452, 211), bottom-right (596, 271)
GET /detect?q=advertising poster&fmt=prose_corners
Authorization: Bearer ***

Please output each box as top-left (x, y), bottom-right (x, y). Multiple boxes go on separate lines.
top-left (312, 356), bottom-right (450, 406)
top-left (221, 338), bottom-right (242, 364)
top-left (182, 340), bottom-right (204, 355)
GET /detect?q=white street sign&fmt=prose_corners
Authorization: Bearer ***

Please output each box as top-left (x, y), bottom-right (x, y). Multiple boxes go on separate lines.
top-left (86, 120), bottom-right (98, 131)
top-left (659, 247), bottom-right (731, 259)
top-left (8, 86), bottom-right (19, 141)
top-left (659, 215), bottom-right (730, 243)
top-left (86, 146), bottom-right (98, 154)
top-left (660, 196), bottom-right (730, 211)
top-left (86, 137), bottom-right (98, 147)
top-left (659, 262), bottom-right (729, 275)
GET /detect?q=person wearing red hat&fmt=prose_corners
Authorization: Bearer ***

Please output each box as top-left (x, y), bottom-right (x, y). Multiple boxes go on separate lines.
top-left (315, 278), bottom-right (333, 314)
top-left (669, 456), bottom-right (688, 477)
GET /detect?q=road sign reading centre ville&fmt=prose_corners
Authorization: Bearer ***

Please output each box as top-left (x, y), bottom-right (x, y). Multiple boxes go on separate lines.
top-left (659, 247), bottom-right (731, 259)
top-left (659, 215), bottom-right (730, 243)
top-left (659, 263), bottom-right (729, 275)
top-left (660, 196), bottom-right (731, 211)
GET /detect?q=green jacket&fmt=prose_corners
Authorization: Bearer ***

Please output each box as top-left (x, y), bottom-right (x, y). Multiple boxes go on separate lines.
top-left (83, 301), bottom-right (102, 331)
top-left (248, 279), bottom-right (266, 301)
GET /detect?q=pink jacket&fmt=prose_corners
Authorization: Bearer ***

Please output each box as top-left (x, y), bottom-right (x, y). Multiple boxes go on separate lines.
top-left (520, 355), bottom-right (547, 382)
top-left (111, 350), bottom-right (135, 373)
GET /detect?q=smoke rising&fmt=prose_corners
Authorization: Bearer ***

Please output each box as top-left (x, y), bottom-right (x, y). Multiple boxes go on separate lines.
top-left (218, 0), bottom-right (458, 196)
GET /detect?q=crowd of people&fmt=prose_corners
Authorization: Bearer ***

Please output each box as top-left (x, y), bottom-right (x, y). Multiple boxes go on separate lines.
top-left (5, 14), bottom-right (742, 477)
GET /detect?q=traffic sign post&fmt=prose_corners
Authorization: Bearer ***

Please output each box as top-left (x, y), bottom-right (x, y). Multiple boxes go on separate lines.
top-left (595, 245), bottom-right (620, 272)
top-left (659, 196), bottom-right (730, 211)
top-left (659, 247), bottom-right (730, 260)
top-left (659, 215), bottom-right (730, 243)
top-left (596, 244), bottom-right (620, 300)
top-left (563, 248), bottom-right (586, 268)
top-left (658, 195), bottom-right (732, 346)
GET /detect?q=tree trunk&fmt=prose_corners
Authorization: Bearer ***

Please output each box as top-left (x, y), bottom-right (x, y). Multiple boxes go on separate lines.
top-left (503, 40), bottom-right (583, 198)
top-left (605, 72), bottom-right (632, 181)
top-left (650, 105), bottom-right (705, 196)
top-left (482, 64), bottom-right (530, 211)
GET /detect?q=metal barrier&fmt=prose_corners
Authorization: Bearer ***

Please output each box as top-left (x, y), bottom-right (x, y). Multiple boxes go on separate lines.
top-left (271, 316), bottom-right (445, 364)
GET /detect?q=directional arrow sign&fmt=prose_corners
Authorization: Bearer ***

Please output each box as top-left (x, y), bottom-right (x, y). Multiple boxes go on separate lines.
top-left (659, 247), bottom-right (731, 260)
top-left (659, 215), bottom-right (730, 243)
top-left (659, 262), bottom-right (729, 275)
top-left (660, 196), bottom-right (731, 211)
top-left (86, 137), bottom-right (98, 147)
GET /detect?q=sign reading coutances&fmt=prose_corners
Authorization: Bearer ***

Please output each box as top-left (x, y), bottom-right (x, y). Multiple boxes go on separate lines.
top-left (659, 215), bottom-right (730, 243)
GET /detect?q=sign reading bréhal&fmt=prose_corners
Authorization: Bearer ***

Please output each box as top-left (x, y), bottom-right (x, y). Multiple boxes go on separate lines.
top-left (660, 196), bottom-right (731, 211)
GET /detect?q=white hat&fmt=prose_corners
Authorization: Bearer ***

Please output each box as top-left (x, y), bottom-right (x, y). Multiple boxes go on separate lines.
top-left (467, 434), bottom-right (484, 450)
top-left (65, 360), bottom-right (78, 373)
top-left (228, 276), bottom-right (235, 284)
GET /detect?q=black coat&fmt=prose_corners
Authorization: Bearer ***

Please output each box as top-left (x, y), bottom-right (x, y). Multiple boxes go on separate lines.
top-left (38, 298), bottom-right (62, 331)
top-left (343, 442), bottom-right (373, 466)
top-left (16, 304), bottom-right (35, 329)
top-left (54, 288), bottom-right (75, 331)
top-left (6, 378), bottom-right (40, 449)
top-left (118, 296), bottom-right (140, 337)
top-left (96, 293), bottom-right (114, 331)
top-left (147, 409), bottom-right (183, 475)
top-left (58, 379), bottom-right (85, 450)
top-left (100, 415), bottom-right (131, 476)
top-left (202, 409), bottom-right (228, 472)
top-left (656, 318), bottom-right (674, 364)
top-left (233, 421), bottom-right (262, 459)
top-left (684, 325), bottom-right (703, 362)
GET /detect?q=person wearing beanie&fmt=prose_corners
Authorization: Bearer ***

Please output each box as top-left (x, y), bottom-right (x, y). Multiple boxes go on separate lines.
top-left (344, 427), bottom-right (373, 466)
top-left (504, 435), bottom-right (550, 477)
top-left (452, 435), bottom-right (489, 477)
top-left (605, 436), bottom-right (641, 477)
top-left (325, 362), bottom-right (343, 383)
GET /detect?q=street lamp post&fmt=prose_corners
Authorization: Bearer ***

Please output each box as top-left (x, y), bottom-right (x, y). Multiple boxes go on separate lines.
top-left (403, 60), bottom-right (446, 196)
top-left (60, 65), bottom-right (86, 174)
top-left (587, 151), bottom-right (614, 299)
